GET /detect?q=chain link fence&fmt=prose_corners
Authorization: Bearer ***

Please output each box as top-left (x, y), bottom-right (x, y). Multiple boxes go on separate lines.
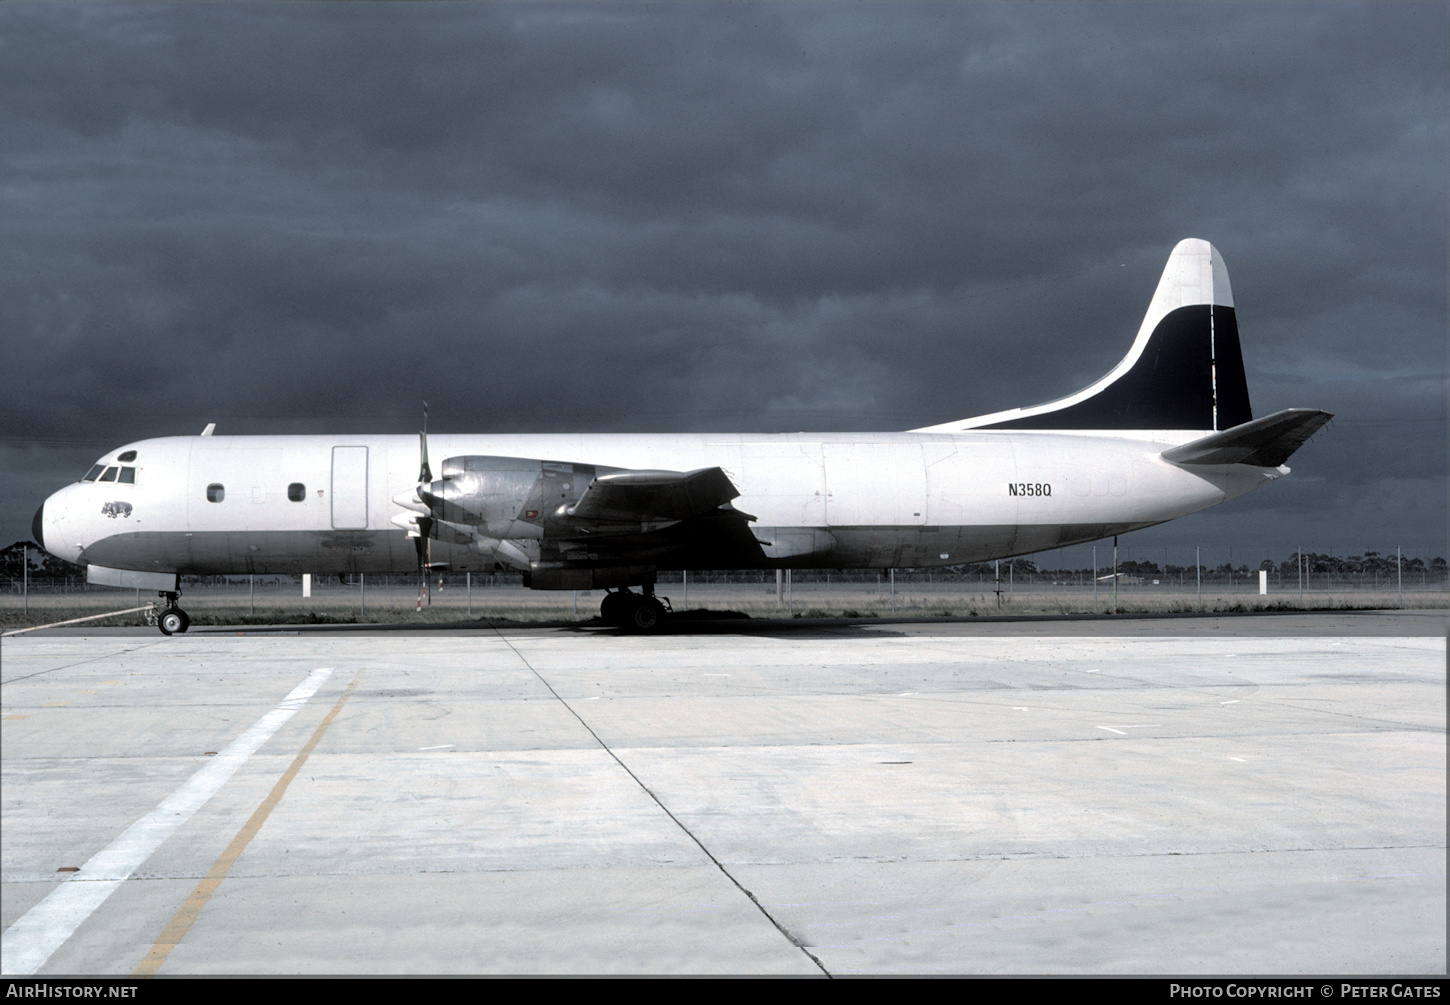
top-left (3, 545), bottom-right (1444, 628)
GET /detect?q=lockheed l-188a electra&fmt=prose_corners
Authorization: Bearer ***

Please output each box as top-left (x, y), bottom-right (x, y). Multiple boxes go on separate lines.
top-left (32, 239), bottom-right (1331, 633)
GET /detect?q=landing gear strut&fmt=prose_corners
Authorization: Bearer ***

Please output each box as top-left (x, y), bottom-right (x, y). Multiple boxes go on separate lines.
top-left (155, 591), bottom-right (190, 636)
top-left (600, 586), bottom-right (670, 634)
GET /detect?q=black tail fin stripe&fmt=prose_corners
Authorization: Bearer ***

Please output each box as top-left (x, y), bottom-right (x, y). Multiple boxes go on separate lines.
top-left (915, 239), bottom-right (1252, 433)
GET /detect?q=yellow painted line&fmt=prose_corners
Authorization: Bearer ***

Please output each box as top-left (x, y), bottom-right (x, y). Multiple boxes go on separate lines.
top-left (133, 670), bottom-right (363, 977)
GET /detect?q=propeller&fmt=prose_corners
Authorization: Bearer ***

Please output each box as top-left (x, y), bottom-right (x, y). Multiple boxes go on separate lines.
top-left (414, 404), bottom-right (433, 609)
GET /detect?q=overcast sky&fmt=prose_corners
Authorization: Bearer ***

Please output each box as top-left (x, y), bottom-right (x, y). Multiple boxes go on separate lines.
top-left (2, 3), bottom-right (1445, 564)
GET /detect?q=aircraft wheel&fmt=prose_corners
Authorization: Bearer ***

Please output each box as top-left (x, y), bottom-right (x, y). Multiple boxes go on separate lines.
top-left (624, 597), bottom-right (664, 634)
top-left (599, 591), bottom-right (632, 625)
top-left (158, 607), bottom-right (190, 636)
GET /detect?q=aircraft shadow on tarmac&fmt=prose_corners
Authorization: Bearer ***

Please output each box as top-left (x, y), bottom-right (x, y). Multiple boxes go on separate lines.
top-left (186, 608), bottom-right (1362, 639)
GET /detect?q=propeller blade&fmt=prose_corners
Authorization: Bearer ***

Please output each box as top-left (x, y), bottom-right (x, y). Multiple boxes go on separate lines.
top-left (415, 402), bottom-right (434, 611)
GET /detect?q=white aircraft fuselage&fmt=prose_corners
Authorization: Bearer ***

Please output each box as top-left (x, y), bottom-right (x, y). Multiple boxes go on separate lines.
top-left (37, 428), bottom-right (1275, 577)
top-left (31, 239), bottom-right (1331, 631)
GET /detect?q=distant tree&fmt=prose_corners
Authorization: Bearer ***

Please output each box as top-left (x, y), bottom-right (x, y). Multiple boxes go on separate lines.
top-left (0, 541), bottom-right (84, 586)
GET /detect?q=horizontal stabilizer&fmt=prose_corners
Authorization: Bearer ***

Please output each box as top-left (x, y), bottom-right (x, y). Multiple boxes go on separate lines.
top-left (1161, 408), bottom-right (1333, 467)
top-left (567, 466), bottom-right (742, 523)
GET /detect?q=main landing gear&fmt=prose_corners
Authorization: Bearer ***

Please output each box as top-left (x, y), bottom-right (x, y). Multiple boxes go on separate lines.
top-left (154, 591), bottom-right (190, 636)
top-left (600, 587), bottom-right (670, 634)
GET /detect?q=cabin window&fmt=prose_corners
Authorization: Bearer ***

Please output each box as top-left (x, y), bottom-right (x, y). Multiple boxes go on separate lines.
top-left (83, 464), bottom-right (104, 481)
top-left (98, 467), bottom-right (118, 482)
top-left (206, 483), bottom-right (225, 503)
top-left (118, 467), bottom-right (136, 484)
top-left (117, 450), bottom-right (137, 462)
top-left (288, 482), bottom-right (306, 502)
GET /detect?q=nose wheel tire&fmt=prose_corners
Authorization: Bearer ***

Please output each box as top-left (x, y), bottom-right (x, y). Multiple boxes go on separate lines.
top-left (158, 607), bottom-right (190, 636)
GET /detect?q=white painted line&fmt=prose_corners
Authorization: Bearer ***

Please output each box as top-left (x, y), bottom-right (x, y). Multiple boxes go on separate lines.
top-left (1229, 757), bottom-right (1247, 762)
top-left (1097, 726), bottom-right (1127, 735)
top-left (1220, 700), bottom-right (1239, 705)
top-left (0, 668), bottom-right (333, 976)
top-left (897, 692), bottom-right (916, 697)
top-left (418, 744), bottom-right (454, 751)
top-left (1012, 707), bottom-right (1029, 711)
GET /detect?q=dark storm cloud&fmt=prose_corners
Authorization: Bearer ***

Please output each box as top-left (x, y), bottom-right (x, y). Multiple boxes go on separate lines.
top-left (2, 2), bottom-right (1444, 553)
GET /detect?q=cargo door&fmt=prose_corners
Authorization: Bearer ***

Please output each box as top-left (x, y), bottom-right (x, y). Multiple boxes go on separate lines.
top-left (331, 446), bottom-right (369, 529)
top-left (822, 442), bottom-right (926, 527)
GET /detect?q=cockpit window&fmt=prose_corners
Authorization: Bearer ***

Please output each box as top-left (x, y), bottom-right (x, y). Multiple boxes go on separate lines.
top-left (118, 467), bottom-right (136, 484)
top-left (117, 450), bottom-right (137, 462)
top-left (84, 464), bottom-right (104, 481)
top-left (98, 467), bottom-right (118, 482)
top-left (288, 482), bottom-right (305, 502)
top-left (206, 483), bottom-right (225, 503)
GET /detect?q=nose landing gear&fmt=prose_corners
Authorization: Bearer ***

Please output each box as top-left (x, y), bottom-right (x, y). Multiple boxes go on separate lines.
top-left (154, 591), bottom-right (190, 635)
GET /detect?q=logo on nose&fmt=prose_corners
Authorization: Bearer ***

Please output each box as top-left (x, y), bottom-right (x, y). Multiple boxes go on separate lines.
top-left (101, 501), bottom-right (133, 519)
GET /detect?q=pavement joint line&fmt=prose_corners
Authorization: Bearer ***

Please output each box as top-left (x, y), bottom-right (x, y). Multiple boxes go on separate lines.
top-left (488, 625), bottom-right (834, 979)
top-left (134, 668), bottom-right (364, 977)
top-left (0, 666), bottom-right (335, 977)
top-left (0, 640), bottom-right (171, 686)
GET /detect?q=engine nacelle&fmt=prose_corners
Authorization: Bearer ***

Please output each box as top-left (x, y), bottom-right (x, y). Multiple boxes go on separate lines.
top-left (419, 455), bottom-right (613, 539)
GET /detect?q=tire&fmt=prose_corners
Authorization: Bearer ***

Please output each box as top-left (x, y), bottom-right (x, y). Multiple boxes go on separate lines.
top-left (599, 591), bottom-right (631, 625)
top-left (626, 598), bottom-right (663, 633)
top-left (159, 608), bottom-right (190, 636)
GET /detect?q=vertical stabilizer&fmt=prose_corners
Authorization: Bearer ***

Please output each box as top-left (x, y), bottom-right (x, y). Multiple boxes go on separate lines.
top-left (916, 239), bottom-right (1252, 432)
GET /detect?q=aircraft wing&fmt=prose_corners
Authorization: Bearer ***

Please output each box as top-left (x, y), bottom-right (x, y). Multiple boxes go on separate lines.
top-left (564, 466), bottom-right (744, 524)
top-left (1161, 408), bottom-right (1333, 467)
top-left (414, 457), bottom-right (763, 589)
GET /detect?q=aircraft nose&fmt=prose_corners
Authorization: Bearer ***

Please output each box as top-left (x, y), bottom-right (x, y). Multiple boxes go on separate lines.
top-left (31, 489), bottom-right (83, 564)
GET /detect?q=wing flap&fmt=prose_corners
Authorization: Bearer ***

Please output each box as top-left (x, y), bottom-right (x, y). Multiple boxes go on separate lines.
top-left (1161, 408), bottom-right (1333, 467)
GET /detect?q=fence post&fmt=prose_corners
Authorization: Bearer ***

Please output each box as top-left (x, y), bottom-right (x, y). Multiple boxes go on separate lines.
top-left (1092, 546), bottom-right (1097, 613)
top-left (23, 544), bottom-right (27, 616)
top-left (1397, 546), bottom-right (1402, 608)
top-left (360, 573), bottom-right (365, 617)
top-left (467, 571), bottom-right (472, 616)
